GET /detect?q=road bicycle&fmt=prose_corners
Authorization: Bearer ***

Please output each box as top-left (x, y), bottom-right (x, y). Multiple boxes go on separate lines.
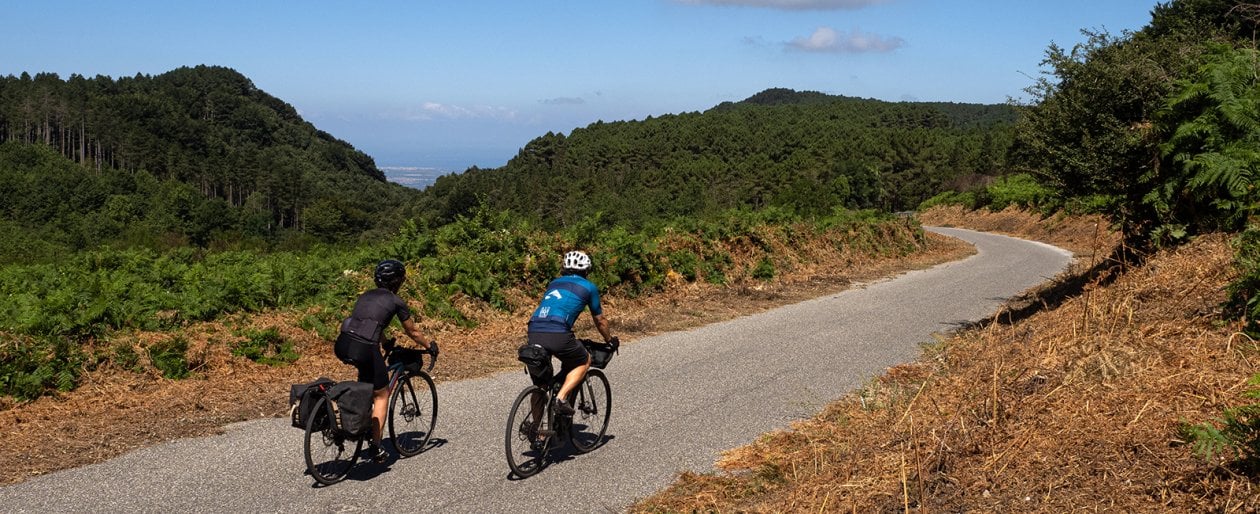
top-left (504, 339), bottom-right (614, 478)
top-left (303, 344), bottom-right (438, 486)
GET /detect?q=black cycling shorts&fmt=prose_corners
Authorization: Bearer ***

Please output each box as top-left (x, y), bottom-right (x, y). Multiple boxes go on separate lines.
top-left (334, 332), bottom-right (388, 390)
top-left (527, 331), bottom-right (590, 378)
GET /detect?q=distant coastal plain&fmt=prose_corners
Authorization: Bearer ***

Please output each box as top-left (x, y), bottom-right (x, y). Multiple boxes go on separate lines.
top-left (380, 166), bottom-right (452, 190)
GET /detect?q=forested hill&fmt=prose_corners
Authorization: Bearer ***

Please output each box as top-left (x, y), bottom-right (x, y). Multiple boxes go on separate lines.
top-left (0, 65), bottom-right (419, 261)
top-left (421, 88), bottom-right (1016, 228)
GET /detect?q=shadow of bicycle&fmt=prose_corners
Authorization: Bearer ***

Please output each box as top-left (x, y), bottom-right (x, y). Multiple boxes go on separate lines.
top-left (504, 434), bottom-right (618, 481)
top-left (308, 437), bottom-right (450, 488)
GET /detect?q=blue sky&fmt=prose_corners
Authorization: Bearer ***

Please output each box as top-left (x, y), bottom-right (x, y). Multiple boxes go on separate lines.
top-left (7, 0), bottom-right (1159, 171)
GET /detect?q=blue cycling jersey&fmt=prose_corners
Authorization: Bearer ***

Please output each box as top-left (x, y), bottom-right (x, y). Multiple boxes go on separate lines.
top-left (527, 275), bottom-right (603, 333)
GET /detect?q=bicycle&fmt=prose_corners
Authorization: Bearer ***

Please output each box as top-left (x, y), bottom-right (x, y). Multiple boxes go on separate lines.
top-left (303, 343), bottom-right (438, 486)
top-left (504, 339), bottom-right (614, 478)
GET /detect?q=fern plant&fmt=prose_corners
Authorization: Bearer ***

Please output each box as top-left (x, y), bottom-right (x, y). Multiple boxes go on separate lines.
top-left (1181, 373), bottom-right (1260, 468)
top-left (1151, 45), bottom-right (1260, 244)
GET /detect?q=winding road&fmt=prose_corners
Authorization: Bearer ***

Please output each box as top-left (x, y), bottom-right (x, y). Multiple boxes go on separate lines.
top-left (0, 228), bottom-right (1072, 513)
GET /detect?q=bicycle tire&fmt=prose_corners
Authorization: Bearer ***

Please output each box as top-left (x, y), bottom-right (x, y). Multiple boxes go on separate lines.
top-left (504, 386), bottom-right (552, 478)
top-left (569, 369), bottom-right (612, 453)
top-left (388, 371), bottom-right (438, 458)
top-left (304, 397), bottom-right (361, 486)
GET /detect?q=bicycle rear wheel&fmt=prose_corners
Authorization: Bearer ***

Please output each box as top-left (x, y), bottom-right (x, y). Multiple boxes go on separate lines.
top-left (388, 371), bottom-right (438, 457)
top-left (569, 368), bottom-right (611, 453)
top-left (505, 386), bottom-right (552, 478)
top-left (304, 397), bottom-right (362, 486)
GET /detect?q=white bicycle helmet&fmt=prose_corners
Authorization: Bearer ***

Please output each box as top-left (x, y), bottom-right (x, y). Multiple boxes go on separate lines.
top-left (562, 250), bottom-right (591, 271)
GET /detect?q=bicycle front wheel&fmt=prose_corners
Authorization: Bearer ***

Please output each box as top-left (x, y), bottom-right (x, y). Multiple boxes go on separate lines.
top-left (569, 368), bottom-right (611, 453)
top-left (388, 372), bottom-right (438, 458)
top-left (304, 397), bottom-right (361, 486)
top-left (505, 386), bottom-right (552, 478)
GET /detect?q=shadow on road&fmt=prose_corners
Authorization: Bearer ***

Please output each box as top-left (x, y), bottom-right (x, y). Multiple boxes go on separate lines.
top-left (503, 434), bottom-right (618, 482)
top-left (307, 437), bottom-right (451, 488)
top-left (964, 246), bottom-right (1128, 331)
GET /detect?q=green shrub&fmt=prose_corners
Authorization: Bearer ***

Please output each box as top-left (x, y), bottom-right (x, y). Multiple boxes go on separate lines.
top-left (232, 327), bottom-right (299, 367)
top-left (110, 342), bottom-right (144, 373)
top-left (1228, 226), bottom-right (1260, 338)
top-left (0, 335), bottom-right (82, 400)
top-left (752, 257), bottom-right (776, 280)
top-left (298, 311), bottom-right (337, 341)
top-left (986, 173), bottom-right (1055, 211)
top-left (918, 190), bottom-right (978, 211)
top-left (147, 337), bottom-right (190, 379)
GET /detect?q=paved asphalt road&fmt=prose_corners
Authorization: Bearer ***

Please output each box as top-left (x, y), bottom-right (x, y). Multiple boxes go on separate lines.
top-left (1, 227), bottom-right (1072, 513)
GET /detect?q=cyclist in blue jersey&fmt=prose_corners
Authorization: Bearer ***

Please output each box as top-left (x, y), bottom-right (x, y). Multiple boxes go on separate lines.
top-left (526, 250), bottom-right (618, 416)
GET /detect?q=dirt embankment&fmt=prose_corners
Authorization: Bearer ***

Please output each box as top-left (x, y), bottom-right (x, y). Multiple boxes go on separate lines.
top-left (636, 207), bottom-right (1257, 512)
top-left (1, 222), bottom-right (972, 485)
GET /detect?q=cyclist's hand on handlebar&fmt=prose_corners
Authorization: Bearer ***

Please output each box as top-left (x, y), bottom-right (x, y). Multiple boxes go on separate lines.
top-left (383, 337), bottom-right (397, 353)
top-left (608, 336), bottom-right (620, 354)
top-left (427, 340), bottom-right (439, 358)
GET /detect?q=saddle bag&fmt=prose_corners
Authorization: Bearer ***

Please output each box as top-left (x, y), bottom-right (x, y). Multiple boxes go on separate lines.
top-left (288, 377), bottom-right (335, 429)
top-left (516, 343), bottom-right (553, 386)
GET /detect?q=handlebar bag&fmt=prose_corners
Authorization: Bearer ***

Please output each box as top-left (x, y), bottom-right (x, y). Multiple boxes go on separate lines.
top-left (388, 348), bottom-right (425, 374)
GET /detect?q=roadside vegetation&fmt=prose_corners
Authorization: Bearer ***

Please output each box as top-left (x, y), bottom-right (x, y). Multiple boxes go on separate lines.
top-left (636, 207), bottom-right (1258, 511)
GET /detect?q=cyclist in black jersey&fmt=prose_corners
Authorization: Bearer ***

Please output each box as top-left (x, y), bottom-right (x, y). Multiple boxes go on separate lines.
top-left (334, 259), bottom-right (437, 462)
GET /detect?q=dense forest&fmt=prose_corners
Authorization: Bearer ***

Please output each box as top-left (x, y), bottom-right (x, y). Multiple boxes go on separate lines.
top-left (0, 66), bottom-right (422, 261)
top-left (420, 89), bottom-right (1016, 228)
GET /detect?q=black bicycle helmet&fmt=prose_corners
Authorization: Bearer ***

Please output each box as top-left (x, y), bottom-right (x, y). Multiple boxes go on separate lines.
top-left (374, 259), bottom-right (406, 290)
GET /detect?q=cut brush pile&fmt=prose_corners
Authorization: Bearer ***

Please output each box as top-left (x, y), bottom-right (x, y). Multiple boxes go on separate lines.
top-left (636, 208), bottom-right (1257, 512)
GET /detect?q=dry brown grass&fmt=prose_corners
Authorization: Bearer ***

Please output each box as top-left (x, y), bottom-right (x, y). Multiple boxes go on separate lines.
top-left (0, 220), bottom-right (974, 485)
top-left (634, 209), bottom-right (1258, 512)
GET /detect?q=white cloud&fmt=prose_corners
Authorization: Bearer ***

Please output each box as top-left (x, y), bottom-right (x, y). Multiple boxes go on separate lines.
top-left (392, 102), bottom-right (519, 121)
top-left (787, 27), bottom-right (905, 53)
top-left (540, 97), bottom-right (586, 105)
top-left (677, 0), bottom-right (886, 10)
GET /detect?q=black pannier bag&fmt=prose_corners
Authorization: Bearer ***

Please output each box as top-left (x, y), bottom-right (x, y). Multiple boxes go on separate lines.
top-left (327, 381), bottom-right (375, 436)
top-left (516, 343), bottom-right (553, 386)
top-left (289, 377), bottom-right (335, 429)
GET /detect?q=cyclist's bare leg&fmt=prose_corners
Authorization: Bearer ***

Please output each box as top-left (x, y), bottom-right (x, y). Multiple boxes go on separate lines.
top-left (371, 386), bottom-right (389, 444)
top-left (557, 359), bottom-right (590, 403)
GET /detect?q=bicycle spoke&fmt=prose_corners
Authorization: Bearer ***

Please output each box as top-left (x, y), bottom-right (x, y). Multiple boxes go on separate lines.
top-left (304, 398), bottom-right (361, 485)
top-left (570, 370), bottom-right (611, 454)
top-left (389, 373), bottom-right (437, 458)
top-left (506, 387), bottom-right (551, 478)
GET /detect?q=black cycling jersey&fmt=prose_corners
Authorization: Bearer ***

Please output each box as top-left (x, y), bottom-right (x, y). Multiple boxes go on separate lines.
top-left (335, 287), bottom-right (411, 390)
top-left (340, 288), bottom-right (411, 344)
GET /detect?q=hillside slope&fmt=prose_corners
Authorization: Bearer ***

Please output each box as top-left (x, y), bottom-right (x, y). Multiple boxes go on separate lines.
top-left (0, 66), bottom-right (421, 256)
top-left (421, 89), bottom-right (1016, 228)
top-left (636, 208), bottom-right (1256, 511)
